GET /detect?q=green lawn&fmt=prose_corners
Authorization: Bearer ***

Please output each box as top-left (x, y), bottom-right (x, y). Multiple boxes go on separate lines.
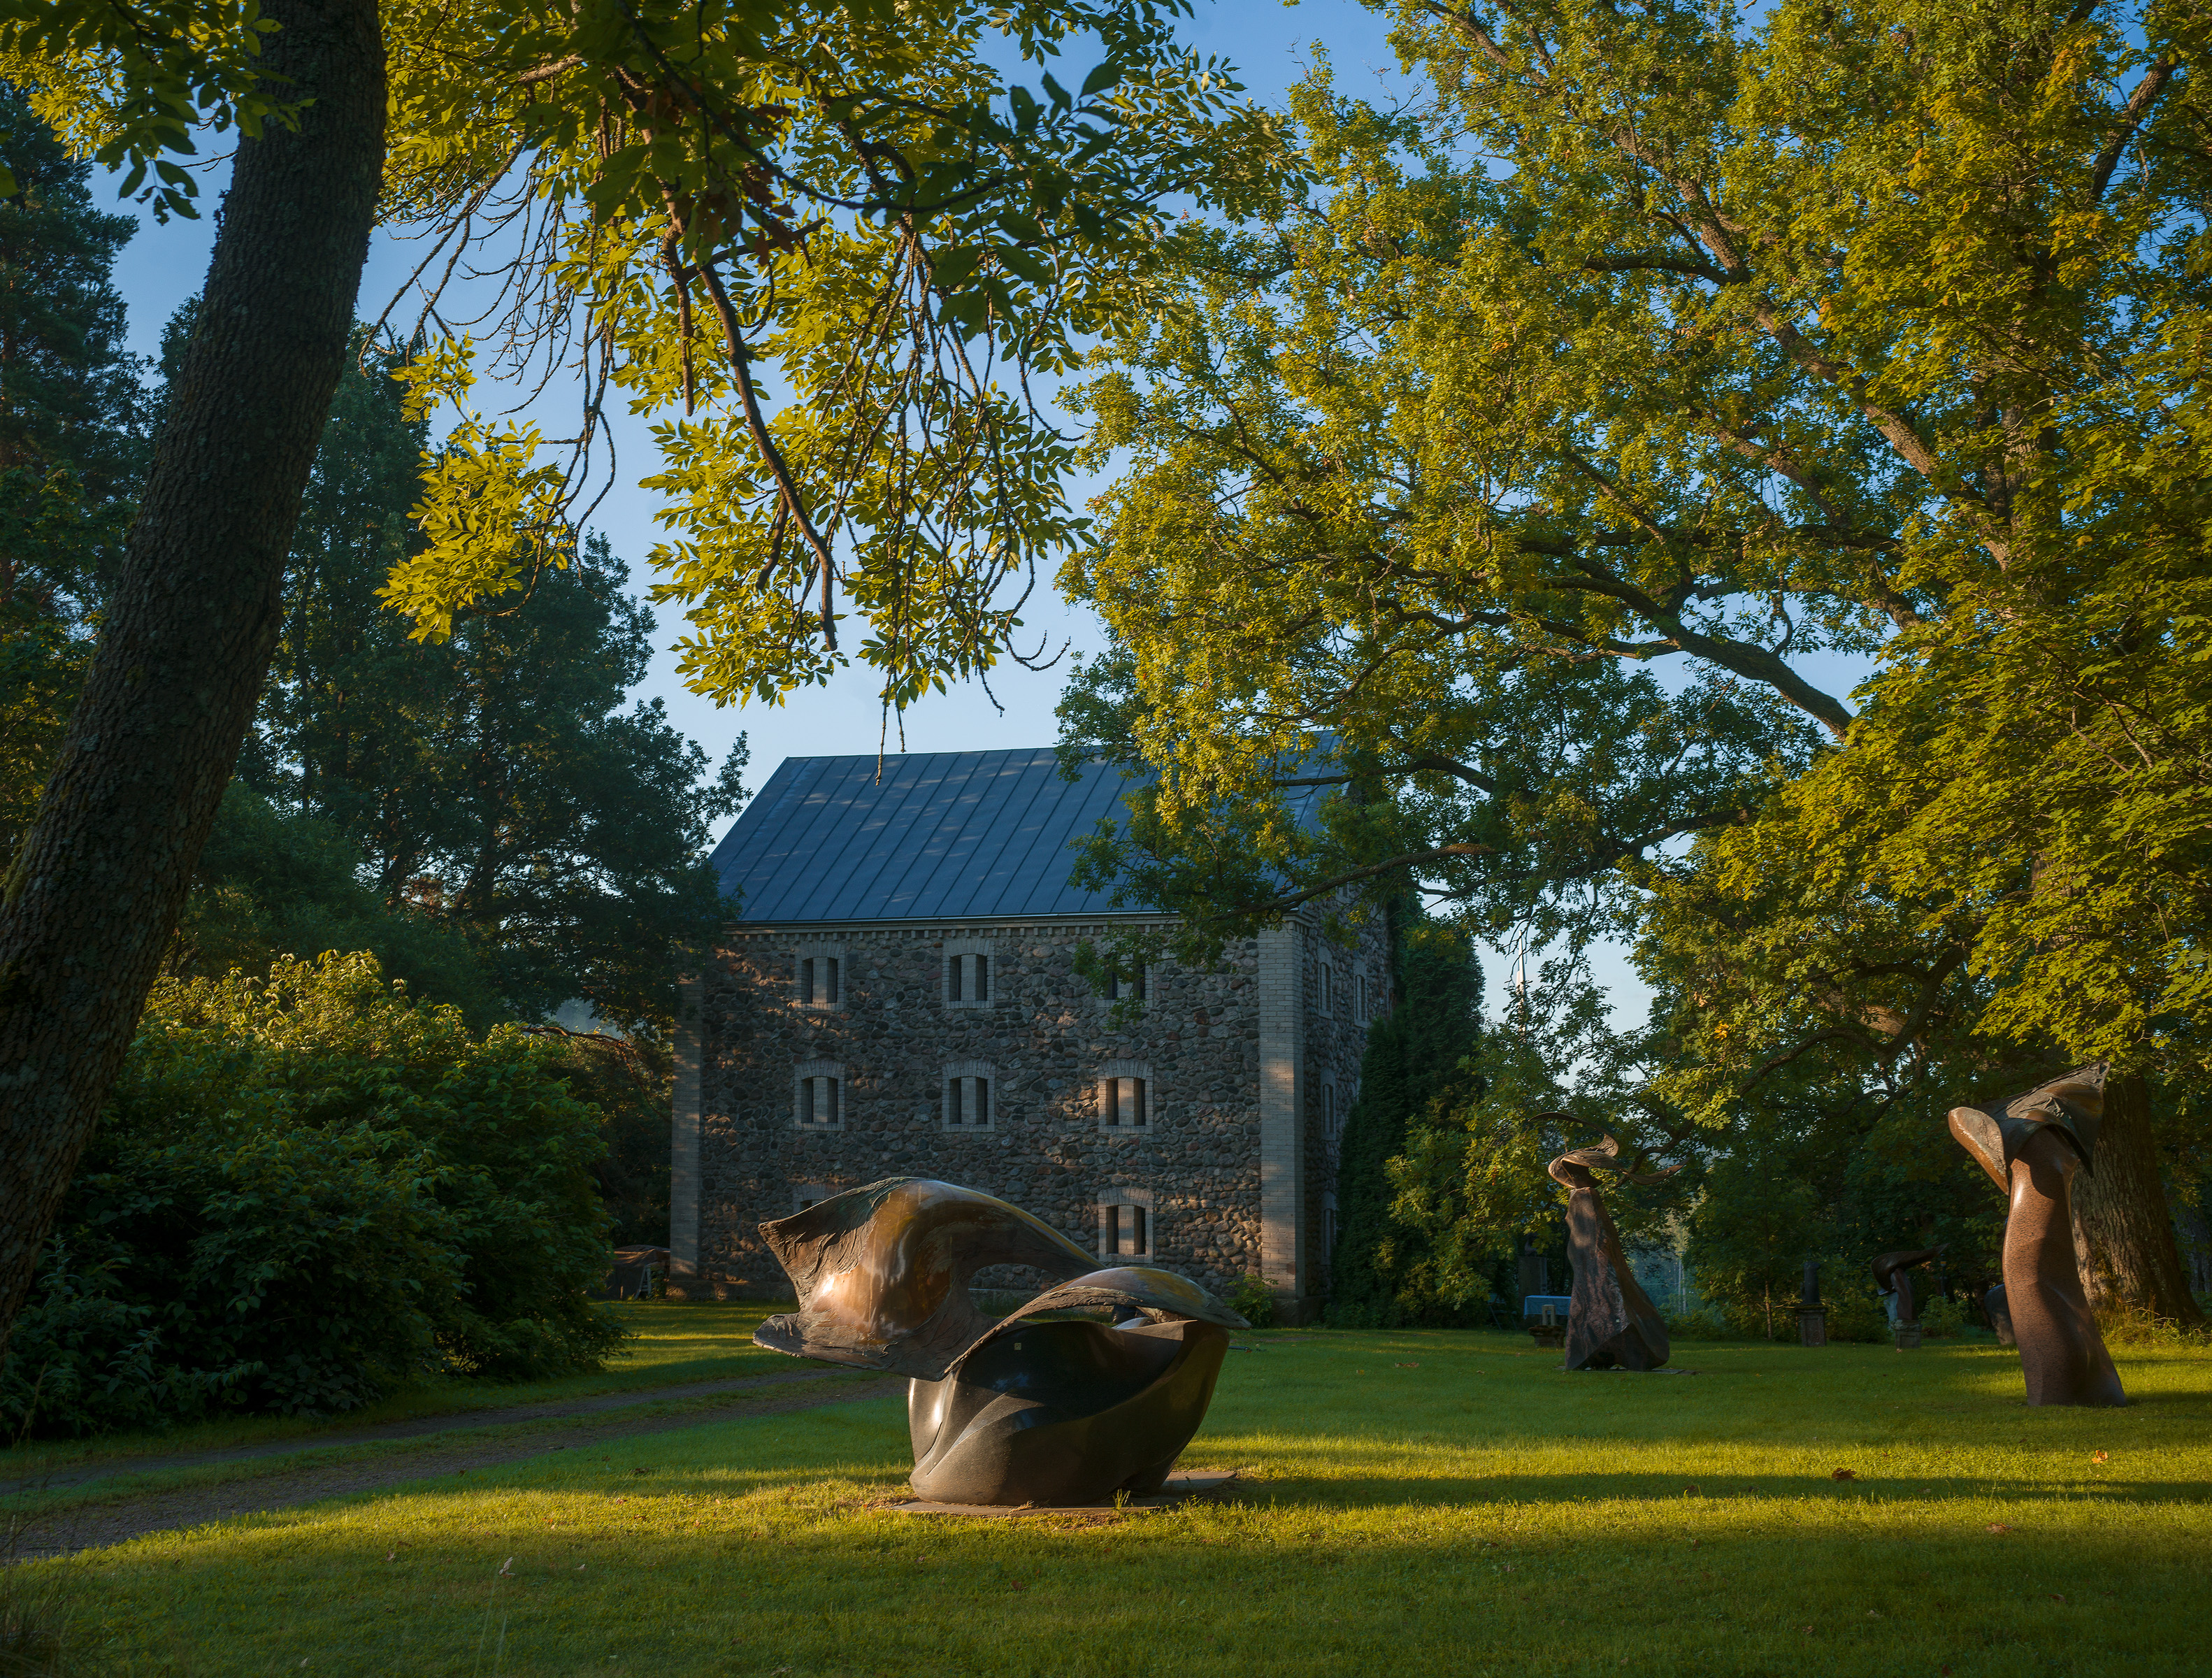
top-left (26, 1328), bottom-right (2212, 1677)
top-left (1, 1302), bottom-right (783, 1484)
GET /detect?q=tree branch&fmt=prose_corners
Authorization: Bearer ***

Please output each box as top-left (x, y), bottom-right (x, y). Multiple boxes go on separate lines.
top-left (1581, 253), bottom-right (1734, 284)
top-left (516, 56), bottom-right (582, 87)
top-left (2090, 59), bottom-right (2174, 203)
top-left (1249, 842), bottom-right (1500, 915)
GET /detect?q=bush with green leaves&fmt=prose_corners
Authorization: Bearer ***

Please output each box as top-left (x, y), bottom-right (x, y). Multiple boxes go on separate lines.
top-left (1918, 1295), bottom-right (1969, 1340)
top-left (1228, 1274), bottom-right (1275, 1330)
top-left (0, 953), bottom-right (621, 1436)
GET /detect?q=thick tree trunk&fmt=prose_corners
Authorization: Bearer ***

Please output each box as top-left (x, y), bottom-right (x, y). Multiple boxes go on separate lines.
top-left (0, 0), bottom-right (386, 1351)
top-left (2071, 1071), bottom-right (2206, 1327)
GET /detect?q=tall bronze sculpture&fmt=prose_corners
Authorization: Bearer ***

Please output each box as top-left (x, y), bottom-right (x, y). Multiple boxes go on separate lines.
top-left (1947, 1065), bottom-right (2125, 1407)
top-left (1544, 1122), bottom-right (1683, 1371)
top-left (754, 1178), bottom-right (1249, 1505)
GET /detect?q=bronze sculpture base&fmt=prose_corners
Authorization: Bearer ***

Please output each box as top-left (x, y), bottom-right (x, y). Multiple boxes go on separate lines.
top-left (889, 1469), bottom-right (1240, 1517)
top-left (908, 1317), bottom-right (1230, 1507)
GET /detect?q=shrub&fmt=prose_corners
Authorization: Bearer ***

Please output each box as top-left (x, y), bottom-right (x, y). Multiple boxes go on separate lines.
top-left (2095, 1302), bottom-right (2212, 1347)
top-left (1, 953), bottom-right (622, 1437)
top-left (1918, 1294), bottom-right (1969, 1338)
top-left (1228, 1273), bottom-right (1275, 1328)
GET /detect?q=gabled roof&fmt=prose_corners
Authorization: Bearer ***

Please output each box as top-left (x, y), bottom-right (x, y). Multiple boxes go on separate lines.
top-left (709, 748), bottom-right (1154, 924)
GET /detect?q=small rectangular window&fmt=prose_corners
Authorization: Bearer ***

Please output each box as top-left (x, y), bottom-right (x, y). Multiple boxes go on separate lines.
top-left (1105, 1076), bottom-right (1148, 1128)
top-left (1104, 1204), bottom-right (1148, 1257)
top-left (947, 953), bottom-right (989, 1003)
top-left (1321, 966), bottom-right (1333, 1014)
top-left (798, 1075), bottom-right (840, 1126)
top-left (799, 956), bottom-right (840, 1007)
top-left (1323, 1084), bottom-right (1337, 1140)
top-left (1107, 961), bottom-right (1147, 1001)
top-left (946, 1075), bottom-right (991, 1128)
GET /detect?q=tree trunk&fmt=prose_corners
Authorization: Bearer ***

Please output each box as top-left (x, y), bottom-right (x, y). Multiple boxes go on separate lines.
top-left (2071, 1071), bottom-right (2206, 1327)
top-left (0, 0), bottom-right (386, 1351)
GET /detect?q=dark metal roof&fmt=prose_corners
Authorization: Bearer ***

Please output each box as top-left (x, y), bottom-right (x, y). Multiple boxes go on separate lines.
top-left (710, 749), bottom-right (1156, 923)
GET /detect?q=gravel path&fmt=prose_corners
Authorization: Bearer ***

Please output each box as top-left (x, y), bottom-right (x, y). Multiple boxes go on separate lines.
top-left (0, 1368), bottom-right (845, 1499)
top-left (6, 1373), bottom-right (895, 1559)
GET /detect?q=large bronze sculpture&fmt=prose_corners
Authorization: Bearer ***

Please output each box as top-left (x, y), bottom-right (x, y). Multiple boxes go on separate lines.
top-left (1947, 1066), bottom-right (2125, 1407)
top-left (754, 1178), bottom-right (1248, 1505)
top-left (1544, 1123), bottom-right (1683, 1371)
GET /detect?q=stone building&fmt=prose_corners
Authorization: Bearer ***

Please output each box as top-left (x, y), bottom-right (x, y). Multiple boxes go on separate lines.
top-left (669, 747), bottom-right (1386, 1324)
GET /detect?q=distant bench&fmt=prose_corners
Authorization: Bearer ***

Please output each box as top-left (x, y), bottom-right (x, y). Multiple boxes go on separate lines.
top-left (1522, 1294), bottom-right (1572, 1344)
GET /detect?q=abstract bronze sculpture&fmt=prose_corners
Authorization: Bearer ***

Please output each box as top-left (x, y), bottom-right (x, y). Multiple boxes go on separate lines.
top-left (1544, 1123), bottom-right (1683, 1371)
top-left (1872, 1246), bottom-right (1943, 1347)
top-left (754, 1178), bottom-right (1248, 1505)
top-left (1947, 1066), bottom-right (2125, 1407)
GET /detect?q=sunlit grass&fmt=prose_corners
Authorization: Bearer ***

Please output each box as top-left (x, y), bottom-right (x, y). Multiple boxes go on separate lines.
top-left (32, 1328), bottom-right (2212, 1676)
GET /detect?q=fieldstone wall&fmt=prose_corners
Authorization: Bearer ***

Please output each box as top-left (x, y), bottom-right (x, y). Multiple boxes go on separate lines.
top-left (692, 920), bottom-right (1269, 1299)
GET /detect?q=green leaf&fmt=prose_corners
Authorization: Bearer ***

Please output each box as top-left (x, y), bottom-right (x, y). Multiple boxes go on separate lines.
top-left (996, 244), bottom-right (1054, 287)
top-left (930, 246), bottom-right (982, 289)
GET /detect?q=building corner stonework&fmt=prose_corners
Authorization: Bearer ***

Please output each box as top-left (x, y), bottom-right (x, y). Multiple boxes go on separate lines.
top-left (669, 972), bottom-right (703, 1285)
top-left (1256, 919), bottom-right (1309, 1321)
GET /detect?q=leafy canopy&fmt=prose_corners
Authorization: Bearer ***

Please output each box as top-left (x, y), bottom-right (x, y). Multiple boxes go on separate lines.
top-left (6, 0), bottom-right (1291, 718)
top-left (1064, 0), bottom-right (2209, 1098)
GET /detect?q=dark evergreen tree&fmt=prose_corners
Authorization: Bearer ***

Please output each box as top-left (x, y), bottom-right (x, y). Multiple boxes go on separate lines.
top-left (175, 781), bottom-right (508, 1026)
top-left (223, 338), bottom-right (747, 1042)
top-left (1327, 914), bottom-right (1488, 1328)
top-left (0, 84), bottom-right (142, 505)
top-left (0, 82), bottom-right (146, 863)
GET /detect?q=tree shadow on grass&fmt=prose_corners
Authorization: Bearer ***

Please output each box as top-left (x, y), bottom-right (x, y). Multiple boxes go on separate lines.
top-left (1234, 1465), bottom-right (2208, 1510)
